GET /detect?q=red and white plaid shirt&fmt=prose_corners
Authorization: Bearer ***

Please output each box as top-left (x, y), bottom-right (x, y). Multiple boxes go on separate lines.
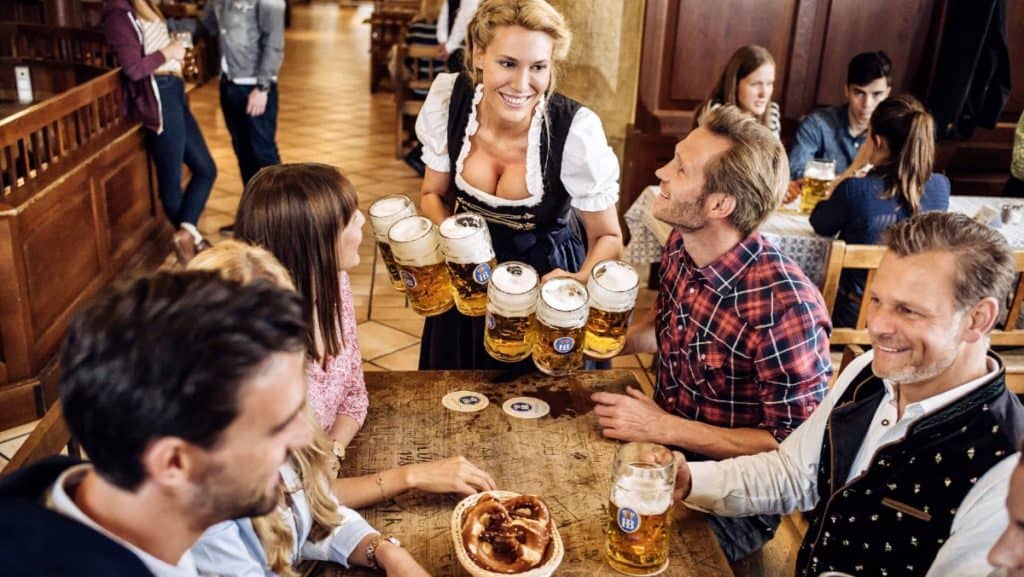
top-left (655, 230), bottom-right (832, 453)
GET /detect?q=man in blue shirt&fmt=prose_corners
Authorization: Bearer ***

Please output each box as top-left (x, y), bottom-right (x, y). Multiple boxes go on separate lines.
top-left (785, 51), bottom-right (893, 202)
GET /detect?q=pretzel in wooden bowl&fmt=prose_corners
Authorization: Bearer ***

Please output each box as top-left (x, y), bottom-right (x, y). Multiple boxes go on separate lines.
top-left (451, 491), bottom-right (564, 577)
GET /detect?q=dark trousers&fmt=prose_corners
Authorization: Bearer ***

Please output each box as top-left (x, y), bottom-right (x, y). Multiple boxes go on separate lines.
top-left (219, 78), bottom-right (281, 186)
top-left (147, 75), bottom-right (216, 226)
top-left (707, 512), bottom-right (781, 563)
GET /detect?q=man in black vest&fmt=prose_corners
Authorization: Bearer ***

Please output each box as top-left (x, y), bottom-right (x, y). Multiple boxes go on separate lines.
top-left (673, 212), bottom-right (1024, 577)
top-left (0, 272), bottom-right (312, 576)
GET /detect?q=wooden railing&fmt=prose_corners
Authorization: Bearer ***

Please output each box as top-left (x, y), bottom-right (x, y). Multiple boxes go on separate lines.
top-left (0, 22), bottom-right (117, 68)
top-left (367, 0), bottom-right (418, 92)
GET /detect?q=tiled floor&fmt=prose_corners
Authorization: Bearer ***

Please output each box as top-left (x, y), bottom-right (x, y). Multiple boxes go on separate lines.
top-left (0, 1), bottom-right (656, 471)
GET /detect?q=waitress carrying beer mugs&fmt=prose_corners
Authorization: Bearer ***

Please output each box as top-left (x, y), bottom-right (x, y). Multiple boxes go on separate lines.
top-left (414, 0), bottom-right (624, 370)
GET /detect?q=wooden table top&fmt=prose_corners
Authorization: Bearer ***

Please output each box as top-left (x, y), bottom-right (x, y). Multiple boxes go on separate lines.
top-left (319, 369), bottom-right (733, 577)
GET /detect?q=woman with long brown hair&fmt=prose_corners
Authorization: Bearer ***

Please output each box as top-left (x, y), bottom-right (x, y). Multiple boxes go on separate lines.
top-left (103, 0), bottom-right (216, 263)
top-left (696, 44), bottom-right (780, 137)
top-left (810, 94), bottom-right (951, 326)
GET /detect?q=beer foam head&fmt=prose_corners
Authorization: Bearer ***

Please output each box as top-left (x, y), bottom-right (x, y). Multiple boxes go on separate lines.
top-left (488, 261), bottom-right (539, 315)
top-left (803, 159), bottom-right (836, 181)
top-left (537, 277), bottom-right (588, 328)
top-left (388, 216), bottom-right (443, 266)
top-left (589, 260), bottom-right (639, 312)
top-left (369, 195), bottom-right (416, 240)
top-left (611, 474), bottom-right (673, 516)
top-left (439, 213), bottom-right (494, 264)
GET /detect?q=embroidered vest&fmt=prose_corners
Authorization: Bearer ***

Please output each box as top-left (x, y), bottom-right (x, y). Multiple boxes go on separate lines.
top-left (445, 73), bottom-right (585, 276)
top-left (796, 355), bottom-right (1024, 577)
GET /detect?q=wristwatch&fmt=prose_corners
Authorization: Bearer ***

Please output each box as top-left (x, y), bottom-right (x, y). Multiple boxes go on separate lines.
top-left (366, 534), bottom-right (401, 570)
top-left (256, 80), bottom-right (271, 92)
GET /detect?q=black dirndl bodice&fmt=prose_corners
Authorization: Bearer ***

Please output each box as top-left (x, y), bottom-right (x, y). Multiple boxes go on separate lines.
top-left (419, 74), bottom-right (588, 370)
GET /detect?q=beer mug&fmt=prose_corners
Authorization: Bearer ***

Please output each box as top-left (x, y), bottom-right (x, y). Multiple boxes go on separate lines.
top-left (170, 31), bottom-right (199, 79)
top-left (532, 277), bottom-right (588, 376)
top-left (368, 195), bottom-right (417, 292)
top-left (605, 442), bottom-right (675, 576)
top-left (439, 213), bottom-right (496, 317)
top-left (387, 215), bottom-right (454, 317)
top-left (484, 262), bottom-right (539, 362)
top-left (584, 260), bottom-right (639, 359)
top-left (799, 158), bottom-right (836, 213)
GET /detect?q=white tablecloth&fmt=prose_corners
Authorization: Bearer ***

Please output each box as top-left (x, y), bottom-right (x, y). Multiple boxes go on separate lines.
top-left (623, 185), bottom-right (1024, 287)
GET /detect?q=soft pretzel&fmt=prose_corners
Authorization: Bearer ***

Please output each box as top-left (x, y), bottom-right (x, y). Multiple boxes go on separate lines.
top-left (461, 494), bottom-right (553, 574)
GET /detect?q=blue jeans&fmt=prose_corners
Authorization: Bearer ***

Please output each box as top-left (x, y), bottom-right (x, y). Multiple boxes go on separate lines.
top-left (707, 512), bottom-right (781, 562)
top-left (219, 79), bottom-right (281, 186)
top-left (147, 75), bottom-right (217, 226)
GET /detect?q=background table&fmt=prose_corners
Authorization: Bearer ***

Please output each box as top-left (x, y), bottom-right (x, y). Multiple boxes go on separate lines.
top-left (624, 185), bottom-right (1024, 287)
top-left (320, 370), bottom-right (733, 577)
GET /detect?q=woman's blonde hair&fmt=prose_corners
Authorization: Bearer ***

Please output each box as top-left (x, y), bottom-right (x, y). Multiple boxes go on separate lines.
top-left (698, 45), bottom-right (776, 129)
top-left (464, 0), bottom-right (571, 92)
top-left (188, 241), bottom-right (344, 577)
top-left (131, 0), bottom-right (164, 22)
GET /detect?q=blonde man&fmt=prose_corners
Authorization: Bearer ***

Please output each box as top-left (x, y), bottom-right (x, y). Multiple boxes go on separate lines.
top-left (592, 105), bottom-right (833, 561)
top-left (674, 212), bottom-right (1024, 577)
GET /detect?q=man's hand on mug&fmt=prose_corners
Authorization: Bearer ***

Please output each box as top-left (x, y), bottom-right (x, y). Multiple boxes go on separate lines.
top-left (784, 180), bottom-right (803, 204)
top-left (672, 451), bottom-right (692, 501)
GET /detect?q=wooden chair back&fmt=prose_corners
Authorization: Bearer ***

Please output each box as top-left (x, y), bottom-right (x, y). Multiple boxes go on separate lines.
top-left (394, 39), bottom-right (444, 158)
top-left (3, 400), bottom-right (79, 475)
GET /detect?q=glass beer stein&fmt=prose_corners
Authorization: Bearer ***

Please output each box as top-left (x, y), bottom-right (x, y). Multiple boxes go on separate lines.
top-left (584, 260), bottom-right (639, 359)
top-left (439, 212), bottom-right (496, 317)
top-left (387, 215), bottom-right (454, 317)
top-left (368, 195), bottom-right (417, 292)
top-left (532, 277), bottom-right (589, 376)
top-left (799, 158), bottom-right (836, 213)
top-left (484, 262), bottom-right (539, 363)
top-left (605, 442), bottom-right (675, 576)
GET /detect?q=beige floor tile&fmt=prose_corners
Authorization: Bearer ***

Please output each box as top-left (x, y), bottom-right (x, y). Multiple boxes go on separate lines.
top-left (0, 455), bottom-right (9, 473)
top-left (370, 344), bottom-right (421, 371)
top-left (376, 318), bottom-right (425, 338)
top-left (0, 434), bottom-right (29, 460)
top-left (0, 419), bottom-right (40, 441)
top-left (357, 321), bottom-right (420, 360)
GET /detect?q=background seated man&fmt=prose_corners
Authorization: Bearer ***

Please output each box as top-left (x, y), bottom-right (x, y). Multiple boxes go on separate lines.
top-left (0, 272), bottom-right (313, 576)
top-left (592, 105), bottom-right (832, 562)
top-left (785, 50), bottom-right (893, 203)
top-left (674, 212), bottom-right (1024, 577)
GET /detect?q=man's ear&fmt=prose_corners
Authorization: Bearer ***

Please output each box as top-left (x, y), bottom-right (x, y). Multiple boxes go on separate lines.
top-left (962, 297), bottom-right (1000, 343)
top-left (706, 192), bottom-right (736, 219)
top-left (140, 437), bottom-right (195, 487)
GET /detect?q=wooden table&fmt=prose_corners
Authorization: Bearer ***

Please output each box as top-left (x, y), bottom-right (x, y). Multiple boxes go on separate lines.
top-left (320, 370), bottom-right (733, 577)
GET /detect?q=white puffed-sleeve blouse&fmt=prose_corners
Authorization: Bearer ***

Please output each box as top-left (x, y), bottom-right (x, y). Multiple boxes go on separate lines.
top-left (415, 73), bottom-right (620, 213)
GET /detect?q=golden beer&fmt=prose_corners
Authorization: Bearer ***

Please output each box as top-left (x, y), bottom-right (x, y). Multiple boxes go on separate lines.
top-left (584, 260), bottom-right (639, 359)
top-left (388, 215), bottom-right (454, 317)
top-left (369, 195), bottom-right (417, 292)
top-left (484, 262), bottom-right (539, 362)
top-left (532, 277), bottom-right (589, 376)
top-left (439, 213), bottom-right (496, 317)
top-left (799, 159), bottom-right (836, 213)
top-left (605, 443), bottom-right (675, 576)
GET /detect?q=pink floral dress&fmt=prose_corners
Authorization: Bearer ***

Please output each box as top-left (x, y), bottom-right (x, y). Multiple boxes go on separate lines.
top-left (306, 271), bottom-right (368, 431)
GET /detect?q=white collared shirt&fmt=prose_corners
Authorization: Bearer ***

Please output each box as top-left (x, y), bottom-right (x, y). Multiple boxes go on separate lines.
top-left (687, 350), bottom-right (1018, 577)
top-left (47, 464), bottom-right (200, 577)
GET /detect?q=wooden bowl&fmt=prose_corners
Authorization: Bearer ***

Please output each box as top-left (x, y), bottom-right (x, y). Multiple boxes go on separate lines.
top-left (450, 490), bottom-right (564, 577)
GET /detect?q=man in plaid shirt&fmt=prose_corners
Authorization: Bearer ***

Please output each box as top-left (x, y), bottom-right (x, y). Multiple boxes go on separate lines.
top-left (593, 105), bottom-right (833, 561)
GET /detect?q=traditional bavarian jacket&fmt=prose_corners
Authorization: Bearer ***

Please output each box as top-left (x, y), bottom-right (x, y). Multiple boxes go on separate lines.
top-left (686, 350), bottom-right (1024, 577)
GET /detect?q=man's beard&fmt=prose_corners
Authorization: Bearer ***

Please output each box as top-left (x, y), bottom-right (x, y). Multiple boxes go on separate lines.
top-left (191, 460), bottom-right (279, 527)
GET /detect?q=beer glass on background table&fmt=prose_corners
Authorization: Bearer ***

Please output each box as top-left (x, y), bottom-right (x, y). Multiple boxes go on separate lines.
top-left (584, 260), bottom-right (639, 359)
top-left (532, 277), bottom-right (589, 376)
top-left (170, 31), bottom-right (198, 80)
top-left (439, 212), bottom-right (496, 317)
top-left (387, 215), bottom-right (454, 316)
top-left (605, 442), bottom-right (675, 576)
top-left (369, 195), bottom-right (417, 292)
top-left (484, 262), bottom-right (539, 362)
top-left (799, 158), bottom-right (836, 213)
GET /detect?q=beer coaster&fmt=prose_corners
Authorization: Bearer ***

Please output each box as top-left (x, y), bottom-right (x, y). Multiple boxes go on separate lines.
top-left (442, 391), bottom-right (490, 413)
top-left (502, 397), bottom-right (550, 419)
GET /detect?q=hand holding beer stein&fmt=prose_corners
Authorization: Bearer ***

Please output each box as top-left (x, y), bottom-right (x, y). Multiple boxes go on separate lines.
top-left (485, 262), bottom-right (539, 363)
top-left (532, 277), bottom-right (589, 376)
top-left (799, 159), bottom-right (836, 213)
top-left (439, 213), bottom-right (496, 317)
top-left (606, 442), bottom-right (675, 576)
top-left (368, 195), bottom-right (417, 292)
top-left (388, 215), bottom-right (455, 316)
top-left (584, 260), bottom-right (639, 359)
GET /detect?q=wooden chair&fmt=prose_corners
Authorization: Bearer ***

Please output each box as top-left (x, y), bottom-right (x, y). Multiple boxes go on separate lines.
top-left (393, 38), bottom-right (444, 158)
top-left (3, 400), bottom-right (79, 475)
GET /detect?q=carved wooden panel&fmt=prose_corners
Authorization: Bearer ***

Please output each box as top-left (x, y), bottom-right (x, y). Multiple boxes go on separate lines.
top-left (101, 132), bottom-right (156, 260)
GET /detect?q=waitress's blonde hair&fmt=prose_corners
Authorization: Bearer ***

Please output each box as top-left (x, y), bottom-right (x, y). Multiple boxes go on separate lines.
top-left (464, 0), bottom-right (571, 92)
top-left (188, 241), bottom-right (345, 577)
